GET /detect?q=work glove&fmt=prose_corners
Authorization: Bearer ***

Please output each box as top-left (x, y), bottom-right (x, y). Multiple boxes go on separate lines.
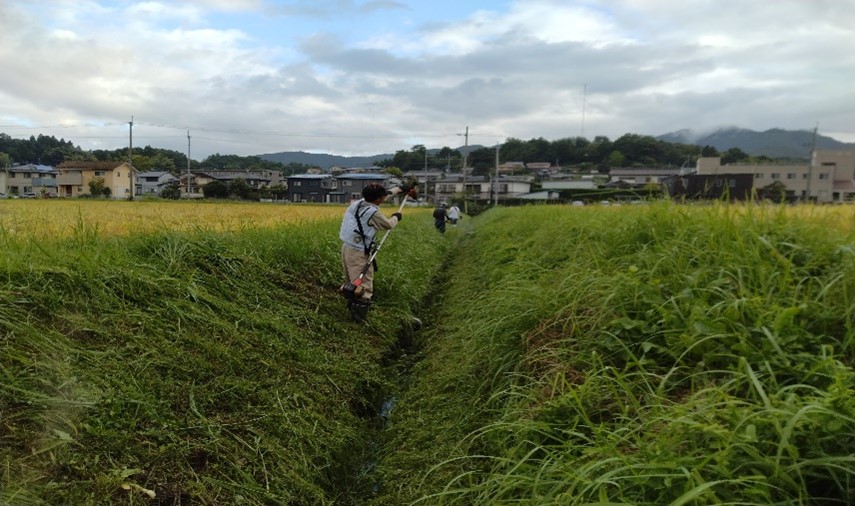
top-left (392, 212), bottom-right (402, 221)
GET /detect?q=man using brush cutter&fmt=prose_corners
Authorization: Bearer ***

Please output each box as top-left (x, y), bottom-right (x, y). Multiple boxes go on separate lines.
top-left (339, 182), bottom-right (417, 323)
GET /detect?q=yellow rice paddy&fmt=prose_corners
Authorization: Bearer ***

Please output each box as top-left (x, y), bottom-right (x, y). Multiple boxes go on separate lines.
top-left (0, 200), bottom-right (347, 240)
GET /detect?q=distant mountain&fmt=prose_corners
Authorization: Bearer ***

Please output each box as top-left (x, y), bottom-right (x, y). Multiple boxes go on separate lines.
top-left (256, 145), bottom-right (481, 170)
top-left (257, 150), bottom-right (394, 168)
top-left (657, 127), bottom-right (854, 159)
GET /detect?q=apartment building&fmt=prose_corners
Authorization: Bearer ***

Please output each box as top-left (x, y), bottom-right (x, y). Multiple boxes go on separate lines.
top-left (695, 150), bottom-right (855, 203)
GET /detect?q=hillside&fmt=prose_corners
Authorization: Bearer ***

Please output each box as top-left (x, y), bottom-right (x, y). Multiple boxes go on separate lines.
top-left (257, 150), bottom-right (394, 168)
top-left (257, 145), bottom-right (482, 170)
top-left (657, 127), bottom-right (855, 158)
top-left (258, 128), bottom-right (854, 169)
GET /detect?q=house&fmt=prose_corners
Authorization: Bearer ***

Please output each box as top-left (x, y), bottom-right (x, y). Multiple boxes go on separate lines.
top-left (695, 150), bottom-right (855, 203)
top-left (541, 180), bottom-right (598, 191)
top-left (136, 171), bottom-right (179, 196)
top-left (286, 174), bottom-right (337, 203)
top-left (55, 161), bottom-right (135, 199)
top-left (331, 173), bottom-right (389, 203)
top-left (1, 164), bottom-right (58, 197)
top-left (517, 190), bottom-right (561, 201)
top-left (433, 173), bottom-right (532, 203)
top-left (497, 161), bottom-right (525, 174)
top-left (179, 171), bottom-right (272, 199)
top-left (525, 162), bottom-right (552, 173)
top-left (663, 173), bottom-right (755, 201)
top-left (608, 168), bottom-right (679, 187)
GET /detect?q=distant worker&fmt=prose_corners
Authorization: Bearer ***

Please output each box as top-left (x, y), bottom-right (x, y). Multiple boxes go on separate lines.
top-left (447, 204), bottom-right (461, 226)
top-left (339, 183), bottom-right (405, 322)
top-left (433, 203), bottom-right (449, 234)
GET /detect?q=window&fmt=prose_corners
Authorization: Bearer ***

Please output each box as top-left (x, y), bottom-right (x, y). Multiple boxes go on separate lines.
top-left (342, 180), bottom-right (352, 187)
top-left (95, 170), bottom-right (105, 176)
top-left (787, 173), bottom-right (796, 179)
top-left (351, 193), bottom-right (361, 200)
top-left (771, 173), bottom-right (781, 180)
top-left (755, 173), bottom-right (764, 179)
top-left (818, 173), bottom-right (830, 180)
top-left (803, 174), bottom-right (809, 179)
top-left (292, 181), bottom-right (302, 187)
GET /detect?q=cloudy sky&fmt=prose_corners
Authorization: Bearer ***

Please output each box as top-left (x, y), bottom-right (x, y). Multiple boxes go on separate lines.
top-left (1, 0), bottom-right (853, 160)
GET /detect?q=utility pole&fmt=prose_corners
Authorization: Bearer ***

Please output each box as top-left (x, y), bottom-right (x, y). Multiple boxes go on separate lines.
top-left (494, 143), bottom-right (500, 207)
top-left (128, 116), bottom-right (134, 199)
top-left (424, 147), bottom-right (428, 205)
top-left (187, 130), bottom-right (192, 198)
top-left (806, 122), bottom-right (818, 203)
top-left (459, 126), bottom-right (469, 213)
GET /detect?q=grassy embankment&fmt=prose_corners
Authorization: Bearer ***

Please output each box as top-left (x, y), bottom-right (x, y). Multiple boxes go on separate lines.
top-left (372, 202), bottom-right (855, 505)
top-left (1, 200), bottom-right (446, 505)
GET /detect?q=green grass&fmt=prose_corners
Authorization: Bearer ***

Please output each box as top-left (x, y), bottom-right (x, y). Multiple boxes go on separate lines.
top-left (371, 202), bottom-right (855, 505)
top-left (1, 210), bottom-right (449, 505)
top-left (4, 201), bottom-right (854, 505)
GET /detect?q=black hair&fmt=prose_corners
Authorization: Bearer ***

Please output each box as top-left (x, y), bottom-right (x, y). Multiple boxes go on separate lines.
top-left (362, 183), bottom-right (387, 202)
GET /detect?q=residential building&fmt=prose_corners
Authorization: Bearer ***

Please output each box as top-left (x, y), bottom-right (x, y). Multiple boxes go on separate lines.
top-left (517, 190), bottom-right (561, 201)
top-left (541, 180), bottom-right (598, 191)
top-left (608, 168), bottom-right (680, 187)
top-left (695, 150), bottom-right (855, 203)
top-left (497, 161), bottom-right (526, 174)
top-left (286, 174), bottom-right (337, 203)
top-left (136, 171), bottom-right (179, 196)
top-left (179, 170), bottom-right (272, 199)
top-left (663, 173), bottom-right (755, 201)
top-left (331, 173), bottom-right (389, 203)
top-left (1, 164), bottom-right (58, 196)
top-left (55, 161), bottom-right (135, 199)
top-left (433, 173), bottom-right (532, 203)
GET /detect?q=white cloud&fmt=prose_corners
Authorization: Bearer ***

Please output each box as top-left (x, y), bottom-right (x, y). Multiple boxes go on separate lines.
top-left (0, 0), bottom-right (853, 159)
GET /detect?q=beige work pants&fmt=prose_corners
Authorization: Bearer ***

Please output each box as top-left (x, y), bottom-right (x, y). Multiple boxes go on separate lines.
top-left (342, 244), bottom-right (374, 300)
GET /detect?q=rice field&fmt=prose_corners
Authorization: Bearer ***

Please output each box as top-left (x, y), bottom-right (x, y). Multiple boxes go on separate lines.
top-left (0, 200), bottom-right (348, 241)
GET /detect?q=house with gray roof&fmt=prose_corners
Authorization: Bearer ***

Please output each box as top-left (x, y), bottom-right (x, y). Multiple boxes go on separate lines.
top-left (286, 174), bottom-right (337, 203)
top-left (333, 173), bottom-right (389, 203)
top-left (136, 171), bottom-right (179, 197)
top-left (1, 164), bottom-right (58, 197)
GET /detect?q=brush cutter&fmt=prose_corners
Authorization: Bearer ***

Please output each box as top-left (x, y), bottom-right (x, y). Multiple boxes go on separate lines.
top-left (340, 185), bottom-right (417, 300)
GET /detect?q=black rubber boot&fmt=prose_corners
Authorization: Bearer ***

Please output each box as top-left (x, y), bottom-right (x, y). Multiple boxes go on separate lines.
top-left (347, 298), bottom-right (371, 323)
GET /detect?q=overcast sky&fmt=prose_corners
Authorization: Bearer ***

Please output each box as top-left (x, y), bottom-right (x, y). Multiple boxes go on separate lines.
top-left (1, 0), bottom-right (853, 160)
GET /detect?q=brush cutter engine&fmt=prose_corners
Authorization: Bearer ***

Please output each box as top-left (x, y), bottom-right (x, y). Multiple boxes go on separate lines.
top-left (339, 281), bottom-right (364, 300)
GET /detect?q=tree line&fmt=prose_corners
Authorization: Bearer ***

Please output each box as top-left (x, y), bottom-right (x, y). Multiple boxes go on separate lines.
top-left (0, 133), bottom-right (314, 176)
top-left (3, 131), bottom-right (775, 180)
top-left (377, 134), bottom-right (765, 175)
